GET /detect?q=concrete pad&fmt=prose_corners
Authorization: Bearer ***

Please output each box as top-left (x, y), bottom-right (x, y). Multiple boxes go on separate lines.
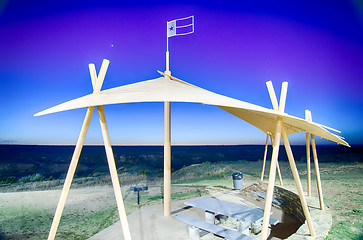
top-left (88, 199), bottom-right (205, 240)
top-left (88, 188), bottom-right (332, 240)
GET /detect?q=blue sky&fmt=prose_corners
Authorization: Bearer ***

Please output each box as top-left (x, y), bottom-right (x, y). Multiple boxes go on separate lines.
top-left (0, 1), bottom-right (362, 145)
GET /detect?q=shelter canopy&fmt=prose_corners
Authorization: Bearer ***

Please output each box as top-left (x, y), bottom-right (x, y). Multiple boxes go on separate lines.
top-left (35, 75), bottom-right (349, 147)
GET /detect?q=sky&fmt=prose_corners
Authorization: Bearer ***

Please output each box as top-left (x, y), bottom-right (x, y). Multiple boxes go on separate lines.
top-left (0, 0), bottom-right (362, 145)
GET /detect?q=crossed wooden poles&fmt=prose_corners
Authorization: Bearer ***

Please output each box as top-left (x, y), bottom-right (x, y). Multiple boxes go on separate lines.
top-left (260, 111), bottom-right (325, 209)
top-left (259, 81), bottom-right (318, 239)
top-left (47, 61), bottom-right (325, 239)
top-left (47, 59), bottom-right (132, 240)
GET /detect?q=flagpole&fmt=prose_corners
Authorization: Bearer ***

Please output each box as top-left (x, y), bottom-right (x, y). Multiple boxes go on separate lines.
top-left (163, 16), bottom-right (194, 216)
top-left (166, 21), bottom-right (171, 75)
top-left (164, 20), bottom-right (172, 217)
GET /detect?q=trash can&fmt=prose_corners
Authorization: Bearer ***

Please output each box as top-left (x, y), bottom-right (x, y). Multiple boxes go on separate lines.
top-left (232, 172), bottom-right (243, 190)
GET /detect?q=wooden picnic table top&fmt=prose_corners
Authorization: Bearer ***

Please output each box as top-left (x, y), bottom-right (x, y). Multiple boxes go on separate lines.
top-left (184, 196), bottom-right (269, 224)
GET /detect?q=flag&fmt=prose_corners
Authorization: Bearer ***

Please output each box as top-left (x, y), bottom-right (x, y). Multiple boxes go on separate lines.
top-left (167, 16), bottom-right (194, 38)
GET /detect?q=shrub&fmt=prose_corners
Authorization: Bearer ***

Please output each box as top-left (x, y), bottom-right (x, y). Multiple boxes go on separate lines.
top-left (19, 173), bottom-right (44, 183)
top-left (1, 176), bottom-right (18, 184)
top-left (138, 169), bottom-right (151, 175)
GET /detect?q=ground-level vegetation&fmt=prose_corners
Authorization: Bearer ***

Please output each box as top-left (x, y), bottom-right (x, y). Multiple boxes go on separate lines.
top-left (0, 161), bottom-right (362, 239)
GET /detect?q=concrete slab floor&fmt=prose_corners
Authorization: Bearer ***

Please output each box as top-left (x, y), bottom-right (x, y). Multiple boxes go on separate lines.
top-left (88, 188), bottom-right (331, 240)
top-left (88, 199), bottom-right (200, 240)
top-left (88, 192), bottom-right (274, 240)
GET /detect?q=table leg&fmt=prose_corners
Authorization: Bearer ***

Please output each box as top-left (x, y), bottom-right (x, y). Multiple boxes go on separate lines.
top-left (205, 211), bottom-right (215, 224)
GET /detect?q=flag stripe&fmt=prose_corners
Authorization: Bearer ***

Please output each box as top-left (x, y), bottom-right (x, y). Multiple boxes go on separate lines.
top-left (167, 16), bottom-right (194, 38)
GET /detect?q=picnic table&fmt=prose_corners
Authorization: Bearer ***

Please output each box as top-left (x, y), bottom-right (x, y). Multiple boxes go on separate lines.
top-left (185, 196), bottom-right (267, 224)
top-left (184, 196), bottom-right (278, 234)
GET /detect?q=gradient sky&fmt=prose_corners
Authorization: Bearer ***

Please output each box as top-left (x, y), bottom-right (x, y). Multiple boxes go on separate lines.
top-left (0, 1), bottom-right (362, 145)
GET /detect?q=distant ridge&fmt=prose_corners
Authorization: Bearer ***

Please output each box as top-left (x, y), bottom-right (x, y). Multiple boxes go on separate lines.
top-left (0, 145), bottom-right (362, 181)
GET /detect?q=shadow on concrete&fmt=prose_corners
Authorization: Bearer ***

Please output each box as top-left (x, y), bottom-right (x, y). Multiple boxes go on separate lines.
top-left (171, 205), bottom-right (192, 215)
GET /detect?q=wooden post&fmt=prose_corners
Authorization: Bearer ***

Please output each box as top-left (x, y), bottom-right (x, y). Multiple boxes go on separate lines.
top-left (164, 101), bottom-right (171, 216)
top-left (47, 106), bottom-right (94, 240)
top-left (307, 111), bottom-right (325, 210)
top-left (267, 134), bottom-right (283, 186)
top-left (281, 127), bottom-right (316, 236)
top-left (311, 134), bottom-right (325, 210)
top-left (260, 120), bottom-right (282, 240)
top-left (266, 81), bottom-right (279, 110)
top-left (97, 106), bottom-right (132, 240)
top-left (265, 81), bottom-right (284, 186)
top-left (305, 110), bottom-right (311, 196)
top-left (276, 159), bottom-right (283, 186)
top-left (47, 59), bottom-right (132, 239)
top-left (261, 81), bottom-right (288, 240)
top-left (260, 134), bottom-right (269, 181)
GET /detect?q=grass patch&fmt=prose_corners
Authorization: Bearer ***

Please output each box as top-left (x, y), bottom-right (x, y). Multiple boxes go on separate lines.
top-left (173, 174), bottom-right (227, 185)
top-left (1, 161), bottom-right (362, 239)
top-left (326, 221), bottom-right (363, 240)
top-left (0, 207), bottom-right (53, 239)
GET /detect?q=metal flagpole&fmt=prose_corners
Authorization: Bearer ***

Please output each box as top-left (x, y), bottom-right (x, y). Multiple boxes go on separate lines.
top-left (165, 20), bottom-right (171, 75)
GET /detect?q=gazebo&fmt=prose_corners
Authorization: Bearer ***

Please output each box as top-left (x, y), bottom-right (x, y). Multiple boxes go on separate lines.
top-left (35, 15), bottom-right (349, 240)
top-left (35, 59), bottom-right (348, 240)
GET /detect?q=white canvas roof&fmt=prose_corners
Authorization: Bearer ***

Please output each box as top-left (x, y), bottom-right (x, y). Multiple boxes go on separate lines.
top-left (35, 75), bottom-right (349, 147)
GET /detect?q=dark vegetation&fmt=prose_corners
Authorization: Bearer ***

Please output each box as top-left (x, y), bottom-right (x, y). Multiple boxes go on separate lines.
top-left (1, 144), bottom-right (362, 185)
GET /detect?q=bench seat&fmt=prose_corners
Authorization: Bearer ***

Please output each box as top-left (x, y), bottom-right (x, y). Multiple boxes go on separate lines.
top-left (175, 214), bottom-right (253, 240)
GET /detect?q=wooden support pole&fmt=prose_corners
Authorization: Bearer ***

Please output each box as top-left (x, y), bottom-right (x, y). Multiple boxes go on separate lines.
top-left (266, 134), bottom-right (283, 186)
top-left (260, 134), bottom-right (269, 181)
top-left (260, 120), bottom-right (282, 240)
top-left (305, 110), bottom-right (312, 196)
top-left (47, 106), bottom-right (95, 240)
top-left (265, 81), bottom-right (285, 187)
top-left (281, 127), bottom-right (316, 236)
top-left (306, 110), bottom-right (324, 210)
top-left (306, 133), bottom-right (311, 196)
top-left (164, 101), bottom-right (171, 216)
top-left (311, 134), bottom-right (325, 210)
top-left (261, 81), bottom-right (288, 240)
top-left (278, 82), bottom-right (288, 112)
top-left (276, 158), bottom-right (283, 186)
top-left (266, 81), bottom-right (279, 110)
top-left (97, 106), bottom-right (132, 240)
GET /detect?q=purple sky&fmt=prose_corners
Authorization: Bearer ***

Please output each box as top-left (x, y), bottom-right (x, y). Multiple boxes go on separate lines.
top-left (0, 1), bottom-right (362, 145)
